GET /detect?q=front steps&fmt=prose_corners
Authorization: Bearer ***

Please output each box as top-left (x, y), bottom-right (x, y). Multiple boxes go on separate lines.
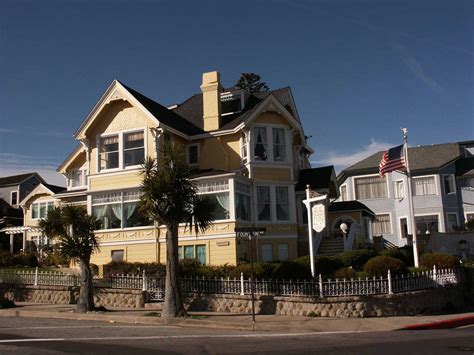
top-left (318, 237), bottom-right (344, 256)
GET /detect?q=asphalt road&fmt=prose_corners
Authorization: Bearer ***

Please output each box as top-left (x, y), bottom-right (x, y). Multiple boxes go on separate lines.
top-left (0, 317), bottom-right (473, 354)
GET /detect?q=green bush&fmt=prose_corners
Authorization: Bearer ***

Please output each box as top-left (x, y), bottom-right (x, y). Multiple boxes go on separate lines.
top-left (334, 267), bottom-right (357, 279)
top-left (294, 255), bottom-right (343, 278)
top-left (363, 255), bottom-right (407, 277)
top-left (104, 261), bottom-right (166, 277)
top-left (228, 262), bottom-right (276, 279)
top-left (42, 246), bottom-right (70, 267)
top-left (271, 261), bottom-right (312, 280)
top-left (380, 248), bottom-right (413, 267)
top-left (420, 253), bottom-right (459, 270)
top-left (0, 251), bottom-right (15, 267)
top-left (334, 249), bottom-right (378, 270)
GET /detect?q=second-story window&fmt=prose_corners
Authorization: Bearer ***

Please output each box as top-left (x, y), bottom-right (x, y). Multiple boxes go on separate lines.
top-left (10, 191), bottom-right (18, 205)
top-left (124, 132), bottom-right (145, 167)
top-left (187, 144), bottom-right (199, 166)
top-left (254, 127), bottom-right (268, 161)
top-left (273, 128), bottom-right (286, 161)
top-left (31, 201), bottom-right (54, 219)
top-left (256, 186), bottom-right (271, 221)
top-left (340, 185), bottom-right (347, 201)
top-left (70, 170), bottom-right (85, 188)
top-left (443, 174), bottom-right (456, 195)
top-left (413, 176), bottom-right (436, 196)
top-left (394, 180), bottom-right (404, 199)
top-left (100, 135), bottom-right (119, 170)
top-left (276, 186), bottom-right (289, 221)
top-left (354, 176), bottom-right (387, 199)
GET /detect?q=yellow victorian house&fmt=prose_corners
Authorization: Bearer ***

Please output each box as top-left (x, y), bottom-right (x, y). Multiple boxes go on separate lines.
top-left (19, 71), bottom-right (318, 267)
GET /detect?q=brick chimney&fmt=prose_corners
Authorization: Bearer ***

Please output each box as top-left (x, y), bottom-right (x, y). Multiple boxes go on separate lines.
top-left (200, 71), bottom-right (222, 132)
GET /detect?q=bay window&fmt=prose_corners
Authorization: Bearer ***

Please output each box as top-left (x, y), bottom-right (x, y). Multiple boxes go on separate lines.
top-left (256, 186), bottom-right (271, 221)
top-left (92, 190), bottom-right (150, 230)
top-left (256, 185), bottom-right (291, 222)
top-left (273, 128), bottom-right (286, 161)
top-left (253, 126), bottom-right (288, 163)
top-left (394, 180), bottom-right (404, 199)
top-left (70, 169), bottom-right (86, 188)
top-left (354, 176), bottom-right (387, 199)
top-left (197, 180), bottom-right (230, 220)
top-left (413, 176), bottom-right (436, 196)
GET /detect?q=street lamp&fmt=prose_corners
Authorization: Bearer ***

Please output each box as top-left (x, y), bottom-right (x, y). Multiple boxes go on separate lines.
top-left (340, 222), bottom-right (348, 250)
top-left (234, 227), bottom-right (266, 329)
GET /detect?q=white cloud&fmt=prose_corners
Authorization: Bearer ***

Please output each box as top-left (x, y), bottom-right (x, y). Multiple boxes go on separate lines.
top-left (0, 153), bottom-right (66, 186)
top-left (311, 139), bottom-right (393, 172)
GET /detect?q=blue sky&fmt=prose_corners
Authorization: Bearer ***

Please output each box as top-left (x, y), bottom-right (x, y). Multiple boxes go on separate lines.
top-left (0, 0), bottom-right (472, 185)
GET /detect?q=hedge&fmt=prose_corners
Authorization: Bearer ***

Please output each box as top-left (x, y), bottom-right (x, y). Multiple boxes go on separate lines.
top-left (420, 253), bottom-right (459, 270)
top-left (363, 255), bottom-right (407, 277)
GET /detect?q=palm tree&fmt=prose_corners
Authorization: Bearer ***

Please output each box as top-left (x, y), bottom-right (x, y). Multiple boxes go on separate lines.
top-left (39, 205), bottom-right (101, 313)
top-left (140, 143), bottom-right (215, 318)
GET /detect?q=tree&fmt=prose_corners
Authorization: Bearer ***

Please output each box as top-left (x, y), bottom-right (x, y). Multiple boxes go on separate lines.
top-left (139, 143), bottom-right (216, 318)
top-left (235, 73), bottom-right (269, 94)
top-left (39, 205), bottom-right (101, 313)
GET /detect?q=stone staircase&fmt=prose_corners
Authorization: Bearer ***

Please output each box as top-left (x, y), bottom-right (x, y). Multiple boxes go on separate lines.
top-left (317, 237), bottom-right (345, 256)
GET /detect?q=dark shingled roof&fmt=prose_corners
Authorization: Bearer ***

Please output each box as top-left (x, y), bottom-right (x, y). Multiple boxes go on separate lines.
top-left (45, 184), bottom-right (67, 194)
top-left (338, 143), bottom-right (461, 183)
top-left (172, 87), bottom-right (298, 133)
top-left (456, 157), bottom-right (474, 177)
top-left (0, 198), bottom-right (23, 219)
top-left (296, 166), bottom-right (334, 191)
top-left (120, 82), bottom-right (205, 136)
top-left (328, 201), bottom-right (375, 216)
top-left (0, 173), bottom-right (42, 187)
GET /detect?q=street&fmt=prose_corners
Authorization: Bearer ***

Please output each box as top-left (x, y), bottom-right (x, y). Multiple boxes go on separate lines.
top-left (0, 317), bottom-right (473, 354)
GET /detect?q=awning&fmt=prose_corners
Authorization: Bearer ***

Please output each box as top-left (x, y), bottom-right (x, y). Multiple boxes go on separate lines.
top-left (0, 226), bottom-right (42, 235)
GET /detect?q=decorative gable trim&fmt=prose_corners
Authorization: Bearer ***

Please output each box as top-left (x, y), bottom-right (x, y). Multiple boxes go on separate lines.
top-left (19, 183), bottom-right (56, 207)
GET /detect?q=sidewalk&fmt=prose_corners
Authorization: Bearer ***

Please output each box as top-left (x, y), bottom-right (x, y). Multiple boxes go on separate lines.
top-left (1, 303), bottom-right (473, 333)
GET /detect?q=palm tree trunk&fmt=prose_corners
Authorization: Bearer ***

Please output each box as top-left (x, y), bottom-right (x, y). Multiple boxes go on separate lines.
top-left (76, 258), bottom-right (95, 313)
top-left (161, 224), bottom-right (186, 318)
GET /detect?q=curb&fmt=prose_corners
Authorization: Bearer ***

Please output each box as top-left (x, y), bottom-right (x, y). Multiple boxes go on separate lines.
top-left (0, 309), bottom-right (253, 331)
top-left (399, 315), bottom-right (474, 330)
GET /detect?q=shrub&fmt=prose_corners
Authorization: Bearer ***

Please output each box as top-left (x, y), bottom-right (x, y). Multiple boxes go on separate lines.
top-left (271, 261), bottom-right (312, 280)
top-left (0, 251), bottom-right (15, 267)
top-left (420, 253), bottom-right (459, 270)
top-left (294, 255), bottom-right (343, 278)
top-left (381, 247), bottom-right (414, 267)
top-left (334, 267), bottom-right (357, 280)
top-left (363, 255), bottom-right (407, 277)
top-left (228, 262), bottom-right (276, 279)
top-left (104, 261), bottom-right (166, 277)
top-left (90, 264), bottom-right (99, 276)
top-left (334, 249), bottom-right (378, 270)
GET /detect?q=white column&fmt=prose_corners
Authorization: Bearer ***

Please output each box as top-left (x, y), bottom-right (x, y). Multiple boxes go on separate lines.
top-left (9, 234), bottom-right (14, 253)
top-left (22, 231), bottom-right (26, 251)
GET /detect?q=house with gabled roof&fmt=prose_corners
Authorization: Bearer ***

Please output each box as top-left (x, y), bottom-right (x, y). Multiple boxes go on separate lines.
top-left (337, 141), bottom-right (474, 247)
top-left (15, 71), bottom-right (316, 266)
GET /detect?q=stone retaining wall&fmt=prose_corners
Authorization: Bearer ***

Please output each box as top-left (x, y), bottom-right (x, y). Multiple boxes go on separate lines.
top-left (0, 285), bottom-right (145, 309)
top-left (0, 284), bottom-right (465, 317)
top-left (185, 287), bottom-right (464, 318)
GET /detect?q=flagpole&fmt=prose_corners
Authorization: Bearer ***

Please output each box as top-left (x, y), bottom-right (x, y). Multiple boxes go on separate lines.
top-left (305, 185), bottom-right (315, 277)
top-left (402, 128), bottom-right (420, 268)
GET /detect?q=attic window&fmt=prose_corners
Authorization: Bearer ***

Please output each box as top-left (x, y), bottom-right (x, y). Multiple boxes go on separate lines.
top-left (221, 93), bottom-right (242, 116)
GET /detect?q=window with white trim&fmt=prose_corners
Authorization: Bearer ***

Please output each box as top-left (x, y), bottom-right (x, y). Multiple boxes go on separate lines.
top-left (241, 133), bottom-right (249, 164)
top-left (466, 213), bottom-right (474, 222)
top-left (10, 191), bottom-right (18, 205)
top-left (371, 214), bottom-right (391, 235)
top-left (272, 128), bottom-right (286, 161)
top-left (415, 215), bottom-right (439, 234)
top-left (111, 250), bottom-right (124, 262)
top-left (256, 186), bottom-right (271, 221)
top-left (340, 185), bottom-right (347, 201)
top-left (31, 201), bottom-right (54, 219)
top-left (394, 180), bottom-right (404, 199)
top-left (197, 180), bottom-right (230, 220)
top-left (354, 176), bottom-right (387, 199)
top-left (92, 190), bottom-right (150, 230)
top-left (70, 169), bottom-right (86, 188)
top-left (178, 245), bottom-right (207, 265)
top-left (254, 127), bottom-right (268, 161)
top-left (99, 130), bottom-right (145, 171)
top-left (443, 174), bottom-right (456, 195)
top-left (100, 135), bottom-right (119, 170)
top-left (253, 126), bottom-right (288, 163)
top-left (124, 131), bottom-right (145, 167)
top-left (413, 176), bottom-right (436, 196)
top-left (256, 185), bottom-right (291, 222)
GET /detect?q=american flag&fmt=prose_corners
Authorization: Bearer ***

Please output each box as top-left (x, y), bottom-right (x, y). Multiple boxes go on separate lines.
top-left (379, 144), bottom-right (406, 176)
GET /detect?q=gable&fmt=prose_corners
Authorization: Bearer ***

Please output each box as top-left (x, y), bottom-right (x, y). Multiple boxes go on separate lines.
top-left (20, 184), bottom-right (56, 208)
